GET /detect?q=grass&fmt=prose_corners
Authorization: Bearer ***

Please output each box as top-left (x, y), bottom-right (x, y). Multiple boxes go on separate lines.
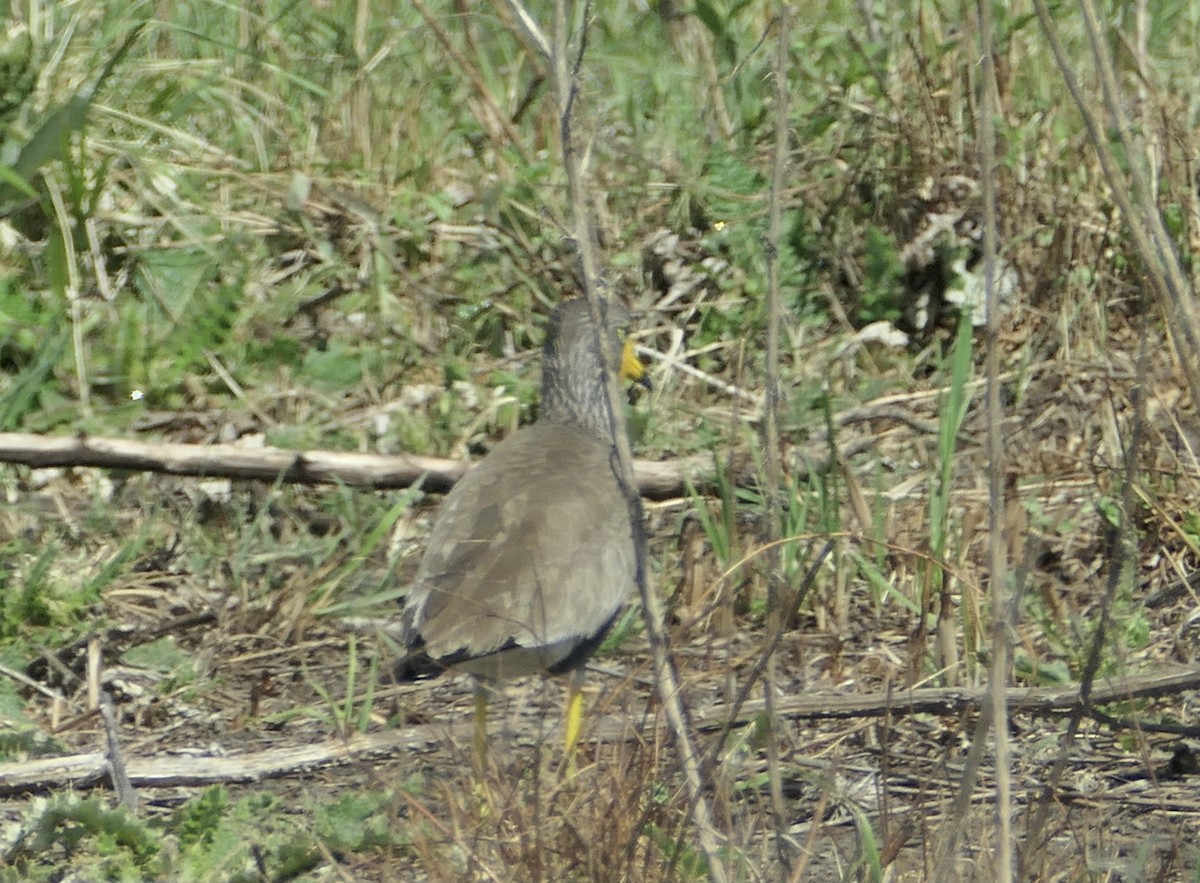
top-left (2, 0), bottom-right (1199, 880)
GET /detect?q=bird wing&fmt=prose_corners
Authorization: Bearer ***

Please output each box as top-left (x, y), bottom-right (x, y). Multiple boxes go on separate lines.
top-left (402, 423), bottom-right (637, 671)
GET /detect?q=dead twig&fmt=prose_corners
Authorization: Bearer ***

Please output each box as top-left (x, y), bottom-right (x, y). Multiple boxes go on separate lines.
top-left (0, 431), bottom-right (711, 500)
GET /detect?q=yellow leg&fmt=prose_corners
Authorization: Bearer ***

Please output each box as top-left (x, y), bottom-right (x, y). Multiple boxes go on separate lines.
top-left (472, 678), bottom-right (490, 767)
top-left (563, 668), bottom-right (586, 758)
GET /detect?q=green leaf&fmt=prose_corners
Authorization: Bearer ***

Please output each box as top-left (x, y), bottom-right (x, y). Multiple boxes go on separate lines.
top-left (315, 791), bottom-right (395, 851)
top-left (0, 326), bottom-right (66, 431)
top-left (301, 342), bottom-right (366, 392)
top-left (121, 636), bottom-right (194, 675)
top-left (0, 24), bottom-right (144, 204)
top-left (135, 248), bottom-right (213, 319)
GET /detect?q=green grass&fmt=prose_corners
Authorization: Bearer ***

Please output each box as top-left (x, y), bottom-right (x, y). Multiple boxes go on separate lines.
top-left (0, 785), bottom-right (413, 882)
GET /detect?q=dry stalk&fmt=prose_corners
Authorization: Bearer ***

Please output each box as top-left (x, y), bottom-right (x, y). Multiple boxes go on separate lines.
top-left (762, 6), bottom-right (791, 877)
top-left (44, 169), bottom-right (90, 419)
top-left (494, 0), bottom-right (551, 60)
top-left (1021, 6), bottom-right (1190, 871)
top-left (978, 0), bottom-right (1014, 877)
top-left (1019, 327), bottom-right (1149, 877)
top-left (933, 3), bottom-right (1017, 871)
top-left (548, 2), bottom-right (730, 881)
top-left (1034, 0), bottom-right (1200, 406)
top-left (410, 0), bottom-right (532, 166)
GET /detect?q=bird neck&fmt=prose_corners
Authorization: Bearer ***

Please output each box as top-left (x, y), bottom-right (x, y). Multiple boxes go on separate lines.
top-left (539, 344), bottom-right (620, 442)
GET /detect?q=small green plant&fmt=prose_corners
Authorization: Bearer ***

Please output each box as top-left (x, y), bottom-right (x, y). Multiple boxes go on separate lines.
top-left (686, 457), bottom-right (741, 579)
top-left (0, 543), bottom-right (57, 638)
top-left (311, 488), bottom-right (423, 617)
top-left (315, 790), bottom-right (403, 852)
top-left (292, 635), bottom-right (381, 738)
top-left (2, 794), bottom-right (159, 879)
top-left (120, 635), bottom-right (198, 691)
top-left (859, 226), bottom-right (904, 324)
top-left (595, 599), bottom-right (644, 661)
top-left (0, 718), bottom-right (62, 762)
top-left (924, 310), bottom-right (977, 678)
top-left (846, 801), bottom-right (885, 883)
top-left (169, 790), bottom-right (321, 881)
top-left (0, 326), bottom-right (67, 432)
top-left (643, 821), bottom-right (710, 881)
top-left (172, 785), bottom-right (229, 849)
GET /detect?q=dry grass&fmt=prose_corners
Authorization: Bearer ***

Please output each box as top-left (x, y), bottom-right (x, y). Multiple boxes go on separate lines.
top-left (1, 1), bottom-right (1199, 881)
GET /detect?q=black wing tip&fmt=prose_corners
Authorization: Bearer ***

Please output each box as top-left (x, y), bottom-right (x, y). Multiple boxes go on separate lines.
top-left (393, 638), bottom-right (446, 683)
top-left (394, 641), bottom-right (481, 683)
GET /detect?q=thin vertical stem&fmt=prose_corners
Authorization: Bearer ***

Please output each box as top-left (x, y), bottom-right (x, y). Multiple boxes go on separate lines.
top-left (762, 5), bottom-right (791, 877)
top-left (977, 0), bottom-right (1014, 878)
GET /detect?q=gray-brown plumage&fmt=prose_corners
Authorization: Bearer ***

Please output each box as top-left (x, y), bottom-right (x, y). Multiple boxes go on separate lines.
top-left (395, 298), bottom-right (646, 750)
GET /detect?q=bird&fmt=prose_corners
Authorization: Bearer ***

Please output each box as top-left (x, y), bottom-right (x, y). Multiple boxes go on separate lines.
top-left (395, 297), bottom-right (648, 759)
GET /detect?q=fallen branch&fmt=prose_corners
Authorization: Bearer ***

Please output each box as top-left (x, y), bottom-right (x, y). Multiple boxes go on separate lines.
top-left (4, 666), bottom-right (1195, 796)
top-left (0, 393), bottom-right (951, 503)
top-left (0, 725), bottom-right (449, 795)
top-left (0, 431), bottom-right (710, 500)
top-left (693, 665), bottom-right (1200, 730)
